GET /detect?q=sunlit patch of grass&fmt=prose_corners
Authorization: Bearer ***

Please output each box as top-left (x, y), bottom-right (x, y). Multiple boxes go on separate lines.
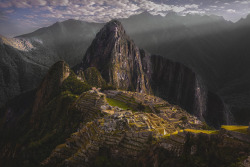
top-left (221, 125), bottom-right (249, 134)
top-left (162, 130), bottom-right (184, 139)
top-left (171, 131), bottom-right (179, 135)
top-left (106, 98), bottom-right (133, 110)
top-left (184, 129), bottom-right (219, 134)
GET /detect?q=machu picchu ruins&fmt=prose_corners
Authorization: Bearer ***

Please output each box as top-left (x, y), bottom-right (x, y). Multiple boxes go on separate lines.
top-left (42, 87), bottom-right (250, 166)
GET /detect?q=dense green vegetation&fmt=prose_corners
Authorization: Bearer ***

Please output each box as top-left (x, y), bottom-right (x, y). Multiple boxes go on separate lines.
top-left (61, 71), bottom-right (91, 95)
top-left (84, 67), bottom-right (106, 88)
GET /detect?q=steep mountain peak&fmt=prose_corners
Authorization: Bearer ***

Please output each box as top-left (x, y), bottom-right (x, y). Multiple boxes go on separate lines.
top-left (106, 19), bottom-right (123, 27)
top-left (75, 20), bottom-right (151, 93)
top-left (97, 19), bottom-right (127, 40)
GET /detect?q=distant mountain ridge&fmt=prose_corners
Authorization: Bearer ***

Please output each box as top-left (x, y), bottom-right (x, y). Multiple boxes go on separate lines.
top-left (0, 20), bottom-right (103, 107)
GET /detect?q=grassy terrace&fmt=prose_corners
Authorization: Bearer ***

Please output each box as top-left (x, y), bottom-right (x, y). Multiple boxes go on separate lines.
top-left (106, 97), bottom-right (153, 113)
top-left (106, 98), bottom-right (133, 111)
top-left (184, 129), bottom-right (219, 134)
top-left (221, 125), bottom-right (249, 134)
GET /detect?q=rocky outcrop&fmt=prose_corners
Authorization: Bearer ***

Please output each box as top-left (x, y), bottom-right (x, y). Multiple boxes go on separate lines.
top-left (75, 20), bottom-right (152, 94)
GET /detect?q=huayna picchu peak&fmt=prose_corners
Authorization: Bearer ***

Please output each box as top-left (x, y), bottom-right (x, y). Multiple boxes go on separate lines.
top-left (75, 20), bottom-right (152, 94)
top-left (0, 20), bottom-right (249, 167)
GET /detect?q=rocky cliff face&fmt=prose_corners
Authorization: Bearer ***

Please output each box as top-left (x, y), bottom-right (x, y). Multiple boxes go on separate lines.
top-left (150, 55), bottom-right (232, 127)
top-left (76, 20), bottom-right (229, 127)
top-left (75, 20), bottom-right (152, 94)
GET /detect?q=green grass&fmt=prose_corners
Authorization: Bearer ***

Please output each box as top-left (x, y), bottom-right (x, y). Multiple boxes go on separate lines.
top-left (221, 125), bottom-right (249, 134)
top-left (184, 129), bottom-right (219, 134)
top-left (106, 98), bottom-right (133, 110)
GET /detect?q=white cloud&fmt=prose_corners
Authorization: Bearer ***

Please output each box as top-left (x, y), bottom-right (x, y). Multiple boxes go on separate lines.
top-left (241, 1), bottom-right (250, 4)
top-left (0, 0), bottom-right (202, 22)
top-left (183, 10), bottom-right (205, 15)
top-left (12, 1), bottom-right (31, 8)
top-left (4, 0), bottom-right (248, 25)
top-left (227, 9), bottom-right (236, 13)
top-left (49, 0), bottom-right (69, 6)
top-left (30, 0), bottom-right (47, 6)
top-left (185, 4), bottom-right (199, 9)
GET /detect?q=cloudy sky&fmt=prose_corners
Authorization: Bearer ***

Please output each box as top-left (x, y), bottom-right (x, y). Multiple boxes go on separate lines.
top-left (0, 0), bottom-right (249, 37)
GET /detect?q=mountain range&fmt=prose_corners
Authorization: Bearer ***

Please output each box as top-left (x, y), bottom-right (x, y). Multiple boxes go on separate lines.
top-left (0, 12), bottom-right (250, 125)
top-left (0, 19), bottom-right (249, 167)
